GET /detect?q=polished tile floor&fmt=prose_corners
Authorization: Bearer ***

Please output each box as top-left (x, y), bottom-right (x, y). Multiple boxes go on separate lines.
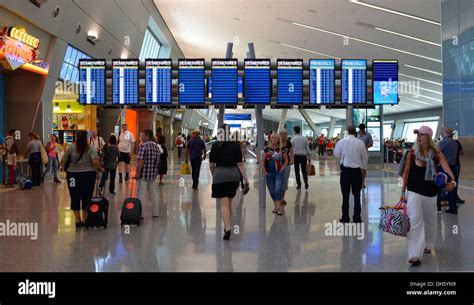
top-left (0, 153), bottom-right (473, 272)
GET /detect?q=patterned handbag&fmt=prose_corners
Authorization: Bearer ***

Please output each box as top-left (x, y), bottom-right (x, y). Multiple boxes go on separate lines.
top-left (379, 201), bottom-right (410, 237)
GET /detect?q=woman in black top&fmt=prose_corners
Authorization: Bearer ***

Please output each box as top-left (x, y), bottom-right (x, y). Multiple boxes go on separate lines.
top-left (400, 126), bottom-right (455, 266)
top-left (279, 129), bottom-right (293, 205)
top-left (209, 129), bottom-right (249, 240)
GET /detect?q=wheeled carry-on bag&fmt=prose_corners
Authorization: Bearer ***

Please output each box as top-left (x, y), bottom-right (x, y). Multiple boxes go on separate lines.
top-left (84, 175), bottom-right (109, 229)
top-left (16, 174), bottom-right (33, 190)
top-left (120, 179), bottom-right (142, 226)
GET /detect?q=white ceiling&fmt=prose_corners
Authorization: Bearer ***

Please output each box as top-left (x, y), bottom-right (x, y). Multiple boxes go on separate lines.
top-left (154, 0), bottom-right (443, 124)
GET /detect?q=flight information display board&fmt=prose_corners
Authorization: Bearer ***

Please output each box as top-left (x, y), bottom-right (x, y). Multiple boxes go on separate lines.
top-left (373, 60), bottom-right (398, 105)
top-left (211, 59), bottom-right (238, 104)
top-left (244, 59), bottom-right (271, 104)
top-left (342, 59), bottom-right (367, 104)
top-left (277, 59), bottom-right (303, 104)
top-left (112, 59), bottom-right (139, 105)
top-left (145, 59), bottom-right (172, 104)
top-left (79, 59), bottom-right (106, 105)
top-left (178, 59), bottom-right (205, 104)
top-left (309, 59), bottom-right (335, 104)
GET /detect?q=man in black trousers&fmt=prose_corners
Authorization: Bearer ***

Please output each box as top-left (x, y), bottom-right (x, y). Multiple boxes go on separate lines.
top-left (334, 126), bottom-right (367, 223)
top-left (290, 126), bottom-right (311, 190)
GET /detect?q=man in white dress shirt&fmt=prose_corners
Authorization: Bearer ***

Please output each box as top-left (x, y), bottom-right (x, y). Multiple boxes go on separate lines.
top-left (334, 126), bottom-right (368, 223)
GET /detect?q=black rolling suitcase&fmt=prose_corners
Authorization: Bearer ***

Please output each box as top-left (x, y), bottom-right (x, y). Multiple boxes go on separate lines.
top-left (84, 175), bottom-right (109, 229)
top-left (120, 179), bottom-right (142, 226)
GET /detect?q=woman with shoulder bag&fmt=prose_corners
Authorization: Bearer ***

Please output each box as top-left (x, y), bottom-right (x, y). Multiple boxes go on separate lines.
top-left (400, 126), bottom-right (456, 266)
top-left (209, 127), bottom-right (249, 240)
top-left (61, 131), bottom-right (104, 227)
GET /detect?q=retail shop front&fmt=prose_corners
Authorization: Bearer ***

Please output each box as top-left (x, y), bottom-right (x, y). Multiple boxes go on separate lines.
top-left (0, 25), bottom-right (49, 183)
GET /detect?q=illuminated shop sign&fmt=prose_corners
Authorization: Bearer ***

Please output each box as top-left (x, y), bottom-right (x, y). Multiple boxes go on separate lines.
top-left (0, 26), bottom-right (48, 75)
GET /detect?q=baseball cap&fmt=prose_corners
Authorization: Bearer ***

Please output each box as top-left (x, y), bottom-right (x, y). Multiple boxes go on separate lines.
top-left (414, 125), bottom-right (433, 138)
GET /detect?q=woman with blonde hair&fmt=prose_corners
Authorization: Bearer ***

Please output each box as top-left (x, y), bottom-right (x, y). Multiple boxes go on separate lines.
top-left (400, 126), bottom-right (456, 266)
top-left (263, 132), bottom-right (289, 215)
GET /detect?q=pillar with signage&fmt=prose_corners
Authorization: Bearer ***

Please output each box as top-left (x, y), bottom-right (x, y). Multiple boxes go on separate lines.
top-left (353, 106), bottom-right (384, 167)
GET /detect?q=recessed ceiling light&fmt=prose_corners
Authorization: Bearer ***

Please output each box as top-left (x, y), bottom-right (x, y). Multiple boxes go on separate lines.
top-left (280, 43), bottom-right (341, 59)
top-left (291, 21), bottom-right (441, 63)
top-left (348, 0), bottom-right (440, 26)
top-left (404, 64), bottom-right (442, 76)
top-left (374, 27), bottom-right (441, 46)
top-left (399, 73), bottom-right (442, 86)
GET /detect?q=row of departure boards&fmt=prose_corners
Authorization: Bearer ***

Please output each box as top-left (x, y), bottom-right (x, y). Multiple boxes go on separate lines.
top-left (78, 58), bottom-right (398, 106)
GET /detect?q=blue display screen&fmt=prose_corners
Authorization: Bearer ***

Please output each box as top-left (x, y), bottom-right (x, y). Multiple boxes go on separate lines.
top-left (244, 59), bottom-right (271, 104)
top-left (178, 59), bottom-right (205, 104)
top-left (79, 59), bottom-right (106, 105)
top-left (277, 59), bottom-right (303, 104)
top-left (208, 76), bottom-right (243, 98)
top-left (145, 59), bottom-right (172, 104)
top-left (373, 60), bottom-right (398, 105)
top-left (309, 59), bottom-right (335, 104)
top-left (112, 59), bottom-right (139, 105)
top-left (342, 59), bottom-right (367, 104)
top-left (224, 114), bottom-right (251, 120)
top-left (211, 59), bottom-right (238, 104)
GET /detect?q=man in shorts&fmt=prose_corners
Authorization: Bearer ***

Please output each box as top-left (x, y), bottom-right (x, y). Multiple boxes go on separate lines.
top-left (118, 123), bottom-right (135, 183)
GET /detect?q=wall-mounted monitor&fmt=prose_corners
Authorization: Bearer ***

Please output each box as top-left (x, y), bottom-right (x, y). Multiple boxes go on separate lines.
top-left (145, 59), bottom-right (172, 105)
top-left (277, 59), bottom-right (303, 104)
top-left (79, 59), bottom-right (106, 105)
top-left (309, 59), bottom-right (335, 104)
top-left (341, 59), bottom-right (367, 104)
top-left (373, 60), bottom-right (398, 105)
top-left (112, 59), bottom-right (139, 105)
top-left (178, 59), bottom-right (205, 104)
top-left (244, 59), bottom-right (271, 104)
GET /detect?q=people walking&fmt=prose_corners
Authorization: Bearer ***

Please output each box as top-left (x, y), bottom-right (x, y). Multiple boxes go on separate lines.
top-left (209, 126), bottom-right (249, 240)
top-left (437, 127), bottom-right (460, 214)
top-left (134, 129), bottom-right (161, 218)
top-left (334, 126), bottom-right (367, 223)
top-left (291, 126), bottom-right (311, 190)
top-left (175, 132), bottom-right (185, 161)
top-left (99, 135), bottom-right (120, 195)
top-left (454, 137), bottom-right (465, 204)
top-left (20, 132), bottom-right (43, 187)
top-left (43, 134), bottom-right (61, 183)
top-left (279, 129), bottom-right (293, 205)
top-left (186, 130), bottom-right (206, 190)
top-left (263, 132), bottom-right (289, 216)
top-left (4, 129), bottom-right (18, 187)
top-left (158, 137), bottom-right (168, 185)
top-left (61, 130), bottom-right (104, 227)
top-left (89, 130), bottom-right (105, 157)
top-left (400, 125), bottom-right (456, 266)
top-left (357, 123), bottom-right (373, 188)
top-left (117, 124), bottom-right (135, 183)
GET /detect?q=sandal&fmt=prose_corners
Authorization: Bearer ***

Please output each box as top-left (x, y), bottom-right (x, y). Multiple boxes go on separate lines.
top-left (281, 200), bottom-right (287, 205)
top-left (272, 208), bottom-right (278, 213)
top-left (424, 248), bottom-right (432, 254)
top-left (276, 209), bottom-right (284, 216)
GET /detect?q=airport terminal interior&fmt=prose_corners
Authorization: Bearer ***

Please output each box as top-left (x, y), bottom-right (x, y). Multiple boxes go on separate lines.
top-left (1, 0), bottom-right (474, 272)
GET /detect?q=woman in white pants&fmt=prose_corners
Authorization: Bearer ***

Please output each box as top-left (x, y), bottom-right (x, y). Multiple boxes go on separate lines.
top-left (400, 126), bottom-right (456, 266)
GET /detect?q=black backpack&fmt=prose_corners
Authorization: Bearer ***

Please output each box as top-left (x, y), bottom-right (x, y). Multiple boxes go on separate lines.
top-left (120, 180), bottom-right (142, 226)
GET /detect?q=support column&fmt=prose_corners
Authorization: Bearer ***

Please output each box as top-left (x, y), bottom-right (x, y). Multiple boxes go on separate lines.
top-left (298, 108), bottom-right (319, 136)
top-left (278, 109), bottom-right (288, 132)
top-left (248, 42), bottom-right (266, 208)
top-left (345, 106), bottom-right (354, 130)
top-left (327, 117), bottom-right (337, 138)
top-left (217, 42), bottom-right (234, 127)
